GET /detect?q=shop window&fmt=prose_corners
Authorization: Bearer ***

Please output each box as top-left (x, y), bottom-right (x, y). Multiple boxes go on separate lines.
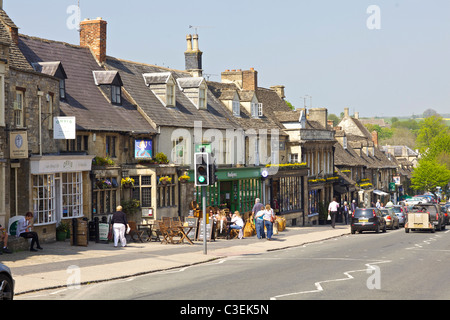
top-left (130, 175), bottom-right (153, 208)
top-left (157, 174), bottom-right (176, 208)
top-left (62, 172), bottom-right (83, 219)
top-left (32, 174), bottom-right (56, 225)
top-left (93, 176), bottom-right (119, 215)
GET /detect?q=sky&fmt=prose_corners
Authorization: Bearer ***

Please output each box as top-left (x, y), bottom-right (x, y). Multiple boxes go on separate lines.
top-left (4, 0), bottom-right (450, 118)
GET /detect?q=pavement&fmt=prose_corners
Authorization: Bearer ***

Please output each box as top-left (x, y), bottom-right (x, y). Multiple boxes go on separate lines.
top-left (0, 224), bottom-right (350, 295)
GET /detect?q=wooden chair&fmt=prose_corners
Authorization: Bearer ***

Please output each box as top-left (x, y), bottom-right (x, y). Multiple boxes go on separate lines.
top-left (128, 221), bottom-right (145, 243)
top-left (158, 221), bottom-right (180, 244)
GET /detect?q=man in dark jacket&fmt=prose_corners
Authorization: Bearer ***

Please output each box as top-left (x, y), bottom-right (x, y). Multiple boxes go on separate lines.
top-left (111, 206), bottom-right (129, 247)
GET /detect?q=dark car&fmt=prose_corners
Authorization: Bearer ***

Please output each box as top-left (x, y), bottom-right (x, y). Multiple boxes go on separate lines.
top-left (351, 207), bottom-right (387, 234)
top-left (0, 263), bottom-right (14, 300)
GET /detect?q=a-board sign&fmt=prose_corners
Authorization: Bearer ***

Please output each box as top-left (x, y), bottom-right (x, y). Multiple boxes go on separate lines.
top-left (184, 217), bottom-right (198, 241)
top-left (99, 223), bottom-right (109, 242)
top-left (197, 218), bottom-right (214, 242)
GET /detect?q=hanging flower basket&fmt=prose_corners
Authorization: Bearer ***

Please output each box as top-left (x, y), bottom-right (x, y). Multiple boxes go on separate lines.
top-left (159, 176), bottom-right (172, 185)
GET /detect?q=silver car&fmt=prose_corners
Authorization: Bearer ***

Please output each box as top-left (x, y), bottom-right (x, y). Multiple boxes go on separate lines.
top-left (392, 205), bottom-right (407, 227)
top-left (0, 263), bottom-right (14, 300)
top-left (380, 208), bottom-right (400, 230)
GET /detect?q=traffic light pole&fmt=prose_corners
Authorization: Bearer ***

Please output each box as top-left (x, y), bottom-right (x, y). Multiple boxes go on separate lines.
top-left (202, 186), bottom-right (207, 255)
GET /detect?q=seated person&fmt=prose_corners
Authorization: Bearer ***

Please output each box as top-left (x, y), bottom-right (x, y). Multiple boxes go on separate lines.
top-left (228, 211), bottom-right (244, 239)
top-left (0, 224), bottom-right (12, 254)
top-left (17, 212), bottom-right (43, 252)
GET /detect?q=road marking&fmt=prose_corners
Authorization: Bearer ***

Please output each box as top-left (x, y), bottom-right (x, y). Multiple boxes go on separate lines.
top-left (270, 260), bottom-right (391, 300)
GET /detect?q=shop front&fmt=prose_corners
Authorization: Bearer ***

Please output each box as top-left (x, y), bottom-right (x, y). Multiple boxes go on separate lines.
top-left (28, 155), bottom-right (93, 242)
top-left (191, 167), bottom-right (263, 214)
top-left (265, 166), bottom-right (308, 227)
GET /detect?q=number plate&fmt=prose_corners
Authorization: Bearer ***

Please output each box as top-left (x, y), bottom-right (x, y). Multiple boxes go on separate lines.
top-left (359, 218), bottom-right (369, 223)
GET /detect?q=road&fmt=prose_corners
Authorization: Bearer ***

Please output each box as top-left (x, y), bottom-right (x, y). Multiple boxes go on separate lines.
top-left (17, 227), bottom-right (450, 300)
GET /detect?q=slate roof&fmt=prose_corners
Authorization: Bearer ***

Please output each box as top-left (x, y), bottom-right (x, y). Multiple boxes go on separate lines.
top-left (105, 57), bottom-right (241, 130)
top-left (207, 81), bottom-right (288, 135)
top-left (18, 35), bottom-right (155, 134)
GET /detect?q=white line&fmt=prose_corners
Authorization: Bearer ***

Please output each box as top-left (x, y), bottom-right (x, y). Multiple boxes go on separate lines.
top-left (270, 260), bottom-right (391, 300)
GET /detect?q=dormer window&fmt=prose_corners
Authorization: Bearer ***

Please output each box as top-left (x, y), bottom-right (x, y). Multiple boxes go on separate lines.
top-left (199, 86), bottom-right (206, 109)
top-left (251, 103), bottom-right (263, 119)
top-left (59, 80), bottom-right (66, 100)
top-left (176, 77), bottom-right (207, 109)
top-left (143, 72), bottom-right (177, 107)
top-left (166, 82), bottom-right (176, 107)
top-left (31, 62), bottom-right (68, 101)
top-left (111, 85), bottom-right (122, 105)
top-left (232, 100), bottom-right (240, 116)
top-left (93, 71), bottom-right (123, 105)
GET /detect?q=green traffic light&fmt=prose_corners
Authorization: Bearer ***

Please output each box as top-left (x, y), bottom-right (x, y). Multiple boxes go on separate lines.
top-left (198, 176), bottom-right (206, 183)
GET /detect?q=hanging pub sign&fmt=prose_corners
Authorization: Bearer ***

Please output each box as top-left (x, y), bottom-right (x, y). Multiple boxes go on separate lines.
top-left (10, 131), bottom-right (28, 159)
top-left (135, 140), bottom-right (153, 159)
top-left (54, 117), bottom-right (76, 140)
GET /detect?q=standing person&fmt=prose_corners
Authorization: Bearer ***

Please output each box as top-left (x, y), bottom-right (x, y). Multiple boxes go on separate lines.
top-left (376, 199), bottom-right (381, 209)
top-left (263, 204), bottom-right (275, 240)
top-left (328, 198), bottom-right (340, 229)
top-left (343, 201), bottom-right (349, 225)
top-left (252, 198), bottom-right (264, 223)
top-left (351, 199), bottom-right (357, 214)
top-left (254, 206), bottom-right (266, 239)
top-left (0, 224), bottom-right (12, 254)
top-left (16, 212), bottom-right (43, 252)
top-left (111, 205), bottom-right (129, 248)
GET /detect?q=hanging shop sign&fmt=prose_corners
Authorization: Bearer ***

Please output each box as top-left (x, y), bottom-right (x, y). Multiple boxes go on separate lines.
top-left (10, 131), bottom-right (28, 159)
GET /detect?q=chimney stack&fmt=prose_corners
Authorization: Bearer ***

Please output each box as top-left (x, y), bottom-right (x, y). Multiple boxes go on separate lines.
top-left (222, 68), bottom-right (258, 91)
top-left (80, 17), bottom-right (107, 65)
top-left (344, 107), bottom-right (349, 118)
top-left (185, 34), bottom-right (203, 77)
top-left (0, 0), bottom-right (3, 10)
top-left (270, 85), bottom-right (285, 99)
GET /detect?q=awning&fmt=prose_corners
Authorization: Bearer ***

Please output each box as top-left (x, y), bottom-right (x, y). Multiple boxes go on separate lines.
top-left (373, 189), bottom-right (389, 196)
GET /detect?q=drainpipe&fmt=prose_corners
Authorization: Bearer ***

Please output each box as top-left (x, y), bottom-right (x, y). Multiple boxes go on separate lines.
top-left (37, 90), bottom-right (44, 156)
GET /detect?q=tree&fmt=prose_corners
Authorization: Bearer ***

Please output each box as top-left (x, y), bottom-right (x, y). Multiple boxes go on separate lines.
top-left (416, 115), bottom-right (449, 152)
top-left (328, 114), bottom-right (340, 127)
top-left (423, 108), bottom-right (439, 118)
top-left (411, 158), bottom-right (450, 196)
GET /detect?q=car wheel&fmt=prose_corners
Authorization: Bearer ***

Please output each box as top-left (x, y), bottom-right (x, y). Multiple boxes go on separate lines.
top-left (405, 228), bottom-right (409, 233)
top-left (376, 225), bottom-right (380, 233)
top-left (351, 229), bottom-right (356, 234)
top-left (0, 274), bottom-right (14, 300)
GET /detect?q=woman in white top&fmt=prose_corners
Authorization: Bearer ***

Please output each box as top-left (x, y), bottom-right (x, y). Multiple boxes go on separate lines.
top-left (263, 204), bottom-right (276, 240)
top-left (228, 211), bottom-right (244, 239)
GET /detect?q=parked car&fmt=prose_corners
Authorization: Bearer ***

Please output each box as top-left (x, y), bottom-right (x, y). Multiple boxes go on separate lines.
top-left (0, 263), bottom-right (14, 300)
top-left (392, 205), bottom-right (407, 227)
top-left (380, 208), bottom-right (400, 230)
top-left (404, 197), bottom-right (427, 206)
top-left (408, 203), bottom-right (445, 231)
top-left (441, 205), bottom-right (450, 225)
top-left (351, 207), bottom-right (387, 234)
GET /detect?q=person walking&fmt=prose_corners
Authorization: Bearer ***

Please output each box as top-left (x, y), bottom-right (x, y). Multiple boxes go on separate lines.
top-left (254, 206), bottom-right (266, 239)
top-left (111, 205), bottom-right (129, 248)
top-left (343, 201), bottom-right (349, 225)
top-left (252, 198), bottom-right (264, 222)
top-left (263, 204), bottom-right (275, 240)
top-left (17, 212), bottom-right (43, 252)
top-left (328, 198), bottom-right (340, 229)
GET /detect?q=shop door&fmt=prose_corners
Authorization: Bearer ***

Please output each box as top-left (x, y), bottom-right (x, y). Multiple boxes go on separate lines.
top-left (230, 180), bottom-right (239, 213)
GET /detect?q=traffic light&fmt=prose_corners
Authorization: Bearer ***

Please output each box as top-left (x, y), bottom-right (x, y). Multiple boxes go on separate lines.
top-left (195, 152), bottom-right (210, 187)
top-left (209, 158), bottom-right (218, 185)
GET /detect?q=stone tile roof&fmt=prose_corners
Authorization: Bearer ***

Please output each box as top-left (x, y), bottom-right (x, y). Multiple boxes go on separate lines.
top-left (105, 57), bottom-right (241, 130)
top-left (18, 35), bottom-right (155, 134)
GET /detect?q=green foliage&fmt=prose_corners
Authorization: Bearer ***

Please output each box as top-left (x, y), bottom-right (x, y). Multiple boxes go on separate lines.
top-left (416, 115), bottom-right (449, 152)
top-left (411, 158), bottom-right (450, 195)
top-left (285, 100), bottom-right (295, 111)
top-left (121, 199), bottom-right (141, 215)
top-left (154, 152), bottom-right (169, 164)
top-left (92, 156), bottom-right (115, 166)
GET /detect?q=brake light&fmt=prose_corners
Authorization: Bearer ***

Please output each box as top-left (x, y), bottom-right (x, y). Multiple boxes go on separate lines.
top-left (386, 216), bottom-right (391, 220)
top-left (436, 213), bottom-right (439, 220)
top-left (373, 210), bottom-right (376, 217)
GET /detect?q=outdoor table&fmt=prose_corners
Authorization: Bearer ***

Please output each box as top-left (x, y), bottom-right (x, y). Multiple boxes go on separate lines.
top-left (177, 225), bottom-right (194, 245)
top-left (138, 224), bottom-right (154, 242)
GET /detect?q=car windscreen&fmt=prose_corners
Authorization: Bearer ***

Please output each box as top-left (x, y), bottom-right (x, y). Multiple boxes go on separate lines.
top-left (354, 209), bottom-right (375, 217)
top-left (380, 210), bottom-right (389, 216)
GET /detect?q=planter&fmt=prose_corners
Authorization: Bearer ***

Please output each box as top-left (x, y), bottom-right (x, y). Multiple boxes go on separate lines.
top-left (56, 231), bottom-right (67, 241)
